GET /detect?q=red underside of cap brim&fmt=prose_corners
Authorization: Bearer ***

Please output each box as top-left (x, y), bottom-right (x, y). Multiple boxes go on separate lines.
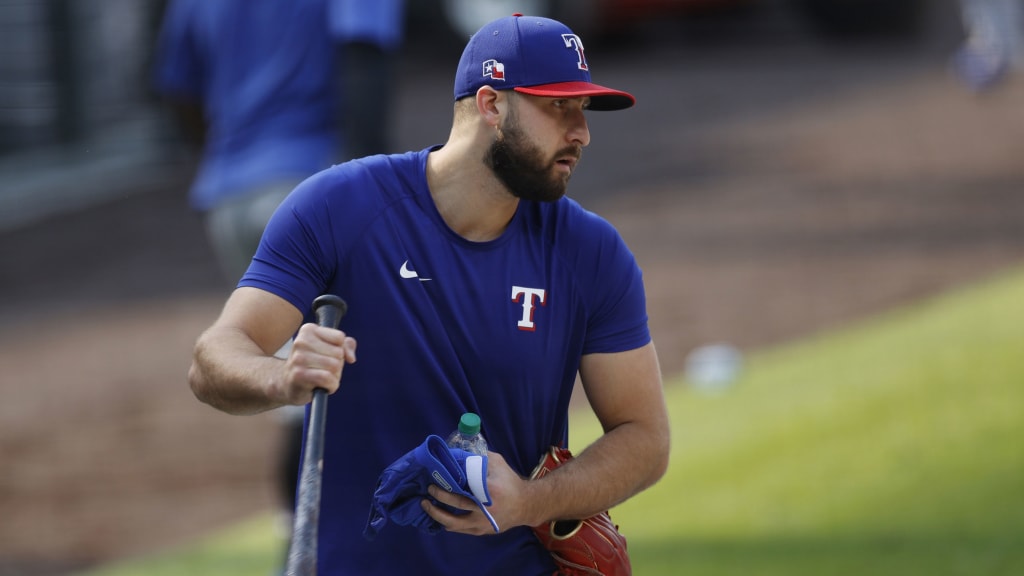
top-left (514, 81), bottom-right (636, 111)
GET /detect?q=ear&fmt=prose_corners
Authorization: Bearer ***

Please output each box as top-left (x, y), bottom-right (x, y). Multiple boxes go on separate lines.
top-left (475, 87), bottom-right (505, 129)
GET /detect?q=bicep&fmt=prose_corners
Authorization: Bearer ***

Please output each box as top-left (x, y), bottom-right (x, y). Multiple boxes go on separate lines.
top-left (214, 287), bottom-right (305, 355)
top-left (578, 341), bottom-right (667, 434)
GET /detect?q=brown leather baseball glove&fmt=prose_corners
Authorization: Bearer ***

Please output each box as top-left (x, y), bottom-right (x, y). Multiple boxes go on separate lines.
top-left (529, 446), bottom-right (632, 576)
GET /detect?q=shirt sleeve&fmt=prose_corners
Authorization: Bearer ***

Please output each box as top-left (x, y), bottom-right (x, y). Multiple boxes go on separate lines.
top-left (239, 159), bottom-right (385, 314)
top-left (239, 171), bottom-right (339, 313)
top-left (570, 208), bottom-right (651, 355)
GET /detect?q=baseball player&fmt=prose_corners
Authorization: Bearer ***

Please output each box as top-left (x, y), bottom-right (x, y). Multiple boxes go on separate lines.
top-left (188, 13), bottom-right (670, 576)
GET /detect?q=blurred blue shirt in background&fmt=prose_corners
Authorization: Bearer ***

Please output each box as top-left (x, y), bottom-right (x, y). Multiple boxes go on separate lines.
top-left (152, 0), bottom-right (404, 211)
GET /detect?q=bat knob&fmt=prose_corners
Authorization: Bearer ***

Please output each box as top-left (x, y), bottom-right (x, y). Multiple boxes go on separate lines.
top-left (313, 294), bottom-right (348, 329)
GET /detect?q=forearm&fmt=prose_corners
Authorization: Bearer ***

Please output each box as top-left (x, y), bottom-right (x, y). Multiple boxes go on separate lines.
top-left (188, 325), bottom-right (288, 415)
top-left (525, 418), bottom-right (670, 524)
top-left (521, 342), bottom-right (672, 524)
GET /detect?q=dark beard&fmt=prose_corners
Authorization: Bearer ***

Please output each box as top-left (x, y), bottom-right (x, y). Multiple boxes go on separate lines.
top-left (485, 120), bottom-right (580, 203)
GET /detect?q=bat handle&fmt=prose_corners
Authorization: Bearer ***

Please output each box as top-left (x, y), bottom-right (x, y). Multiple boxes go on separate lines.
top-left (313, 294), bottom-right (347, 330)
top-left (285, 294), bottom-right (348, 576)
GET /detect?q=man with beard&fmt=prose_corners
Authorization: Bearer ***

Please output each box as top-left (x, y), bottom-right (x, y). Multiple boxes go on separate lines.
top-left (187, 13), bottom-right (670, 576)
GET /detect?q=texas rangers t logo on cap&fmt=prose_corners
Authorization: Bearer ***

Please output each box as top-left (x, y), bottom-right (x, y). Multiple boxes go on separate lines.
top-left (483, 59), bottom-right (505, 81)
top-left (561, 34), bottom-right (588, 71)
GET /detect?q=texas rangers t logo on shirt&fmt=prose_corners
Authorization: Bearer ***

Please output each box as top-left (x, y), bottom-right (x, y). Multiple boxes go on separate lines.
top-left (483, 59), bottom-right (505, 80)
top-left (561, 34), bottom-right (588, 71)
top-left (512, 286), bottom-right (546, 331)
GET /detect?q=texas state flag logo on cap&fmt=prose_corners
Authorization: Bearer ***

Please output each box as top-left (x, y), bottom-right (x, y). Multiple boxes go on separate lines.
top-left (483, 59), bottom-right (505, 81)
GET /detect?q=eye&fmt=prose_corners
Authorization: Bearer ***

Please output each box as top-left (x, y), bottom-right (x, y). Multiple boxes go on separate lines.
top-left (553, 98), bottom-right (589, 112)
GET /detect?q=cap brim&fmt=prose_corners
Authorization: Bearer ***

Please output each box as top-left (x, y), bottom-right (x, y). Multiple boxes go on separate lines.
top-left (514, 81), bottom-right (636, 111)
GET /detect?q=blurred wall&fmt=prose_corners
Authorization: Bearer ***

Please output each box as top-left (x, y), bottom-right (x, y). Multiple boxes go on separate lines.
top-left (0, 0), bottom-right (165, 154)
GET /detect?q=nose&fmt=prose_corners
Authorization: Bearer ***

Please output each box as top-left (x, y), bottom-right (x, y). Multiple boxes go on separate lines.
top-left (569, 109), bottom-right (591, 148)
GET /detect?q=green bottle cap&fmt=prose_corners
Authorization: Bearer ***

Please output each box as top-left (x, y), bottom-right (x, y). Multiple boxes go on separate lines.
top-left (458, 412), bottom-right (481, 435)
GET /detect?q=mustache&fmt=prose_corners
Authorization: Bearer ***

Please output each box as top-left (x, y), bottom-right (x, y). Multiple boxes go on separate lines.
top-left (554, 146), bottom-right (582, 164)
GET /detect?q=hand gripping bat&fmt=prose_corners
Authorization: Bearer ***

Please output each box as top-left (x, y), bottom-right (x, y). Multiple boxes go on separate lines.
top-left (285, 294), bottom-right (348, 576)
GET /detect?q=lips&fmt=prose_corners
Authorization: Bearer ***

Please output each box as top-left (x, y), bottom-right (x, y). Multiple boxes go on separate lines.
top-left (555, 149), bottom-right (581, 171)
top-left (556, 157), bottom-right (577, 170)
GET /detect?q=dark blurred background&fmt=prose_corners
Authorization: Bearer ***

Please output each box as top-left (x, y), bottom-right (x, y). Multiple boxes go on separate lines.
top-left (0, 0), bottom-right (943, 171)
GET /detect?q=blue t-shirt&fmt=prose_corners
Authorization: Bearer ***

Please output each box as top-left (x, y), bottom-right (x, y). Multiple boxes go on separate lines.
top-left (242, 147), bottom-right (651, 575)
top-left (152, 0), bottom-right (404, 211)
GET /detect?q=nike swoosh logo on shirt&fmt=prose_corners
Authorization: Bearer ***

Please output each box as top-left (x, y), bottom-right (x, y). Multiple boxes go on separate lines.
top-left (400, 260), bottom-right (431, 281)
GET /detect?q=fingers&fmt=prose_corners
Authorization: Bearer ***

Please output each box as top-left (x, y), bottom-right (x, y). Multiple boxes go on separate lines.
top-left (476, 452), bottom-right (535, 528)
top-left (283, 323), bottom-right (357, 404)
top-left (421, 486), bottom-right (495, 536)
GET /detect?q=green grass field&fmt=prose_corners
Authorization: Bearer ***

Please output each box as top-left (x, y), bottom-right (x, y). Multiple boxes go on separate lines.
top-left (83, 267), bottom-right (1024, 575)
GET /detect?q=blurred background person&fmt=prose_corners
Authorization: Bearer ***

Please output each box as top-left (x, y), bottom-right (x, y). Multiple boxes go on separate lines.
top-left (952, 0), bottom-right (1024, 90)
top-left (150, 0), bottom-right (404, 568)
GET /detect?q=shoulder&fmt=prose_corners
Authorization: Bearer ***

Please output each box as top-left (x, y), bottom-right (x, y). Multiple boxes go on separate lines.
top-left (529, 198), bottom-right (650, 352)
top-left (531, 196), bottom-right (625, 251)
top-left (530, 197), bottom-right (640, 283)
top-left (293, 150), bottom-right (427, 202)
top-left (277, 149), bottom-right (428, 232)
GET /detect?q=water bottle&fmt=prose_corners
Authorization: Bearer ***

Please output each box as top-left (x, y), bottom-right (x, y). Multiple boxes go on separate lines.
top-left (446, 412), bottom-right (488, 455)
top-left (442, 412), bottom-right (498, 531)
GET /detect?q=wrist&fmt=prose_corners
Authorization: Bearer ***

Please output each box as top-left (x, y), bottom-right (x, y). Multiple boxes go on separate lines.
top-left (521, 473), bottom-right (560, 526)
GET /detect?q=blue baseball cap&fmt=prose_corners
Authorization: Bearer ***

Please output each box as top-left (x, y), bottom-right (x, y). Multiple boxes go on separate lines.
top-left (454, 14), bottom-right (635, 111)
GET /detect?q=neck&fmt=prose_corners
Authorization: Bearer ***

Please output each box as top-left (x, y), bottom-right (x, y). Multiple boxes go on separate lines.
top-left (426, 138), bottom-right (519, 242)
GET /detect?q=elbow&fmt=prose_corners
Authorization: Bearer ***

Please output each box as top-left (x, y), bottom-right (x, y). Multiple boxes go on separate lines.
top-left (639, 416), bottom-right (671, 490)
top-left (186, 330), bottom-right (270, 416)
top-left (187, 360), bottom-right (207, 404)
top-left (647, 433), bottom-right (671, 488)
top-left (654, 443), bottom-right (670, 485)
top-left (187, 334), bottom-right (220, 409)
top-left (187, 356), bottom-right (238, 414)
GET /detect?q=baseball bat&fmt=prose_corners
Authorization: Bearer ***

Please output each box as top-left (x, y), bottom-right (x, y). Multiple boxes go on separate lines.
top-left (285, 294), bottom-right (348, 576)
